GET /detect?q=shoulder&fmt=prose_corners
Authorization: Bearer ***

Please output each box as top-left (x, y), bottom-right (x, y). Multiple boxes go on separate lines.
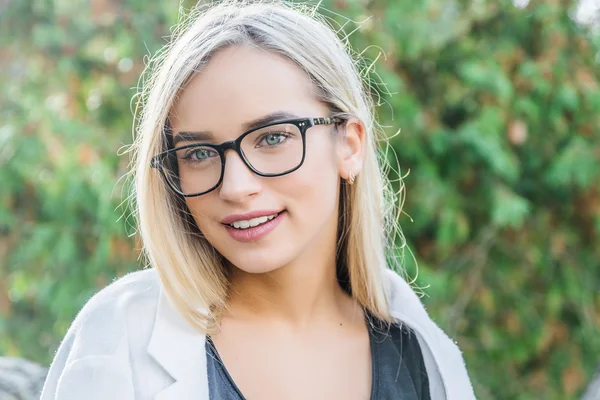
top-left (67, 268), bottom-right (161, 358)
top-left (382, 268), bottom-right (427, 315)
top-left (76, 267), bottom-right (160, 322)
top-left (81, 267), bottom-right (160, 311)
top-left (40, 269), bottom-right (162, 399)
top-left (83, 267), bottom-right (160, 308)
top-left (381, 267), bottom-right (476, 398)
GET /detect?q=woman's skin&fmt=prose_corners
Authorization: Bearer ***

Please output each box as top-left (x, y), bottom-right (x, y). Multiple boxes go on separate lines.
top-left (169, 44), bottom-right (371, 399)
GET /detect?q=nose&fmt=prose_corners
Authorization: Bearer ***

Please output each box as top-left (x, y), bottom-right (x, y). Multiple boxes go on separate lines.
top-left (218, 150), bottom-right (261, 203)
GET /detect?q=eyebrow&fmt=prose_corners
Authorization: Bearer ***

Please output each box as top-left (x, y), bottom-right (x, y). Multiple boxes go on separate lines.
top-left (172, 111), bottom-right (301, 147)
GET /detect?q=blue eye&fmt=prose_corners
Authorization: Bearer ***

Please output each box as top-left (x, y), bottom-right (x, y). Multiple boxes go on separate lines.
top-left (181, 147), bottom-right (217, 162)
top-left (192, 149), bottom-right (209, 160)
top-left (258, 133), bottom-right (289, 147)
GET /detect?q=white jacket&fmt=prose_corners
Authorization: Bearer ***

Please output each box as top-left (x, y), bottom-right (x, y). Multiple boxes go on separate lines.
top-left (40, 268), bottom-right (476, 399)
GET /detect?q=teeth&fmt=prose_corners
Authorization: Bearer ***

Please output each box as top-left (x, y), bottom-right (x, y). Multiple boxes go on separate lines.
top-left (230, 213), bottom-right (279, 229)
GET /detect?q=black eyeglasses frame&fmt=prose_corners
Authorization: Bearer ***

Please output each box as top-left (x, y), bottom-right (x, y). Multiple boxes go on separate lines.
top-left (150, 116), bottom-right (344, 197)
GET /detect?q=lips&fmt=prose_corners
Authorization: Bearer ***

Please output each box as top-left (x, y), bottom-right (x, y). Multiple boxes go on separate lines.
top-left (224, 210), bottom-right (286, 243)
top-left (228, 213), bottom-right (280, 229)
top-left (221, 209), bottom-right (285, 225)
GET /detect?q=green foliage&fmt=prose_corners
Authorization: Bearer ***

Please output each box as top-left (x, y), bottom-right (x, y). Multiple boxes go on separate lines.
top-left (1, 0), bottom-right (599, 398)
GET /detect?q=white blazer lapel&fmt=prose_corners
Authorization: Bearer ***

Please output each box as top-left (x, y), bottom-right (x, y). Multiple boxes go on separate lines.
top-left (147, 289), bottom-right (210, 400)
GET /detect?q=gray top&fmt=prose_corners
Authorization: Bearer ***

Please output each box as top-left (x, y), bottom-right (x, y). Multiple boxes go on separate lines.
top-left (206, 312), bottom-right (431, 399)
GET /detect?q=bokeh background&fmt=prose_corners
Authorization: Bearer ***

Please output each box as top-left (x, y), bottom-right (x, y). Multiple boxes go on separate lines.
top-left (1, 0), bottom-right (599, 398)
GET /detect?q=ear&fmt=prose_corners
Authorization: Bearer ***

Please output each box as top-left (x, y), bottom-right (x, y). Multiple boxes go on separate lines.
top-left (336, 117), bottom-right (366, 181)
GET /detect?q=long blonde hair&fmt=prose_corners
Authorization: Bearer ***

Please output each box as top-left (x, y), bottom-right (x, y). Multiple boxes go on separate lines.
top-left (130, 0), bottom-right (402, 331)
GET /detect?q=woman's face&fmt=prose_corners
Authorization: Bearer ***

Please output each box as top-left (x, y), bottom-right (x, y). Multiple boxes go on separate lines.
top-left (169, 44), bottom-right (353, 274)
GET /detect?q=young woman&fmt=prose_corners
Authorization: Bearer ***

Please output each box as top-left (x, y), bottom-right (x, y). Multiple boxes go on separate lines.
top-left (40, 1), bottom-right (475, 399)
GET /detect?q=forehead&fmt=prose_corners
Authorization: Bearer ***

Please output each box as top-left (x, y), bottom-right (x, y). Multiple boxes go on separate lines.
top-left (170, 44), bottom-right (325, 136)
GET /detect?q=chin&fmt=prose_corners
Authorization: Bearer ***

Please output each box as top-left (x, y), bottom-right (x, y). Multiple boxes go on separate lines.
top-left (234, 263), bottom-right (283, 275)
top-left (226, 253), bottom-right (290, 275)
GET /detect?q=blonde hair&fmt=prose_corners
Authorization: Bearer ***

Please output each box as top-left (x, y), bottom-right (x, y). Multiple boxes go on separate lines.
top-left (130, 0), bottom-right (403, 331)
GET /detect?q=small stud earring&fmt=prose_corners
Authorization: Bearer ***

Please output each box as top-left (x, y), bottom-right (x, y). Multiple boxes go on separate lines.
top-left (348, 170), bottom-right (355, 185)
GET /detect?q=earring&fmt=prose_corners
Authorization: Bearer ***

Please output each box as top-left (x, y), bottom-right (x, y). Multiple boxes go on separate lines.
top-left (348, 170), bottom-right (355, 185)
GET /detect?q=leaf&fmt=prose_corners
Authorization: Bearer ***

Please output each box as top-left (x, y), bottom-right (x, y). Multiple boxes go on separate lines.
top-left (436, 207), bottom-right (470, 252)
top-left (457, 108), bottom-right (520, 183)
top-left (545, 137), bottom-right (600, 189)
top-left (554, 84), bottom-right (579, 112)
top-left (491, 184), bottom-right (531, 228)
top-left (458, 61), bottom-right (514, 104)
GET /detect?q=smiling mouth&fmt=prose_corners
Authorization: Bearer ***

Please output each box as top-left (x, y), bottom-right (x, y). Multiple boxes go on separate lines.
top-left (226, 212), bottom-right (282, 230)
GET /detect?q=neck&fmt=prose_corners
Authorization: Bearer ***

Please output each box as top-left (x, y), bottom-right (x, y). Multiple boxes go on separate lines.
top-left (224, 245), bottom-right (358, 330)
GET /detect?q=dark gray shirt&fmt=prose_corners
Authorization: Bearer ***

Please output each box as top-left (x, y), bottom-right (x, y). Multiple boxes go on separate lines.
top-left (205, 313), bottom-right (431, 399)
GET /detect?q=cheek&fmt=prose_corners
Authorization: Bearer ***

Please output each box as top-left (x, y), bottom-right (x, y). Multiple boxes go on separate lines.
top-left (282, 136), bottom-right (340, 215)
top-left (184, 198), bottom-right (217, 233)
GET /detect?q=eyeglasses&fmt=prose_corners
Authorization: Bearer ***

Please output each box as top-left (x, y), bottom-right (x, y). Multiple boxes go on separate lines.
top-left (151, 116), bottom-right (344, 197)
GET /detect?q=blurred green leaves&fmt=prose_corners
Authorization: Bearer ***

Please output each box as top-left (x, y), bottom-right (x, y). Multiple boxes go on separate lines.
top-left (327, 0), bottom-right (600, 398)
